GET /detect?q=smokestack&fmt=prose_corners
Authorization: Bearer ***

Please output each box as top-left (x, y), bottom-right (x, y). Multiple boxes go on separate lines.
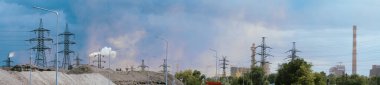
top-left (352, 25), bottom-right (357, 74)
top-left (251, 43), bottom-right (256, 69)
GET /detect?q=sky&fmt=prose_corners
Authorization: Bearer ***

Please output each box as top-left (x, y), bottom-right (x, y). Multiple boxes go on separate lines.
top-left (1, 0), bottom-right (380, 77)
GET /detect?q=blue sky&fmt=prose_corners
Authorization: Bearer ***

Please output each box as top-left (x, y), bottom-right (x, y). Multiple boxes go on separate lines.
top-left (1, 0), bottom-right (380, 77)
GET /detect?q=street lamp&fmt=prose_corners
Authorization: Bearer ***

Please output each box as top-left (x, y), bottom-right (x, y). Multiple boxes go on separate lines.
top-left (158, 37), bottom-right (169, 85)
top-left (29, 48), bottom-right (33, 85)
top-left (33, 6), bottom-right (59, 85)
top-left (28, 32), bottom-right (32, 85)
top-left (108, 49), bottom-right (119, 85)
top-left (209, 48), bottom-right (218, 81)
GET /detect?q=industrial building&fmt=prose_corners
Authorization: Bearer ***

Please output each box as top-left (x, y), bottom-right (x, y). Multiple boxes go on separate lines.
top-left (329, 64), bottom-right (345, 76)
top-left (230, 67), bottom-right (250, 78)
top-left (370, 65), bottom-right (380, 77)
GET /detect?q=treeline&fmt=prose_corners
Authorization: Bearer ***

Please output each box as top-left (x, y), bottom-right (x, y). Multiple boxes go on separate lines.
top-left (175, 58), bottom-right (380, 85)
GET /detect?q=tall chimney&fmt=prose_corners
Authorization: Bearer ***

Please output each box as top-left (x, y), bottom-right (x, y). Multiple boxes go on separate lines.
top-left (352, 25), bottom-right (357, 74)
top-left (251, 43), bottom-right (256, 69)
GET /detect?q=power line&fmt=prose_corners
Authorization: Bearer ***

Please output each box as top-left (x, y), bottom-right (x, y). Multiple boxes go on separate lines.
top-left (0, 31), bottom-right (30, 32)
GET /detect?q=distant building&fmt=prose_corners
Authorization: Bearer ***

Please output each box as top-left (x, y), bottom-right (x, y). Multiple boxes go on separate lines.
top-left (370, 65), bottom-right (380, 77)
top-left (230, 67), bottom-right (250, 77)
top-left (264, 63), bottom-right (270, 75)
top-left (329, 64), bottom-right (345, 76)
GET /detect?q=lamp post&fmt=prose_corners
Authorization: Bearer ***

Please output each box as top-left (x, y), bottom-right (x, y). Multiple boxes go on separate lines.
top-left (28, 32), bottom-right (32, 85)
top-left (108, 49), bottom-right (119, 85)
top-left (158, 37), bottom-right (169, 85)
top-left (33, 6), bottom-right (59, 85)
top-left (29, 48), bottom-right (32, 85)
top-left (209, 48), bottom-right (218, 81)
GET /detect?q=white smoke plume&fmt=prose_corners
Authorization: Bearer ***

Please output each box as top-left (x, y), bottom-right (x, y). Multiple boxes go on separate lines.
top-left (89, 52), bottom-right (100, 57)
top-left (88, 47), bottom-right (117, 58)
top-left (100, 47), bottom-right (117, 58)
top-left (8, 52), bottom-right (15, 58)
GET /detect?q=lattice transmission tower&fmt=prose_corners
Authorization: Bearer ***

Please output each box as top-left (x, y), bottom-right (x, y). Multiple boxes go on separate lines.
top-left (219, 56), bottom-right (229, 78)
top-left (286, 42), bottom-right (300, 61)
top-left (26, 19), bottom-right (53, 68)
top-left (138, 59), bottom-right (148, 71)
top-left (93, 53), bottom-right (105, 68)
top-left (58, 23), bottom-right (76, 69)
top-left (256, 37), bottom-right (272, 75)
top-left (73, 53), bottom-right (82, 66)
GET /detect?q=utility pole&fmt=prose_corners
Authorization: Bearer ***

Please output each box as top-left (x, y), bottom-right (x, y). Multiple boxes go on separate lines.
top-left (26, 19), bottom-right (53, 68)
top-left (139, 59), bottom-right (149, 71)
top-left (157, 37), bottom-right (169, 85)
top-left (352, 25), bottom-right (357, 74)
top-left (93, 53), bottom-right (105, 68)
top-left (256, 37), bottom-right (272, 75)
top-left (219, 56), bottom-right (229, 78)
top-left (286, 42), bottom-right (300, 61)
top-left (58, 23), bottom-right (75, 69)
top-left (209, 49), bottom-right (219, 81)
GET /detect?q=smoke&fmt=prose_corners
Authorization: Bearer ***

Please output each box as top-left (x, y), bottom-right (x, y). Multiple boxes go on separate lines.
top-left (88, 47), bottom-right (117, 58)
top-left (100, 47), bottom-right (117, 58)
top-left (8, 52), bottom-right (15, 58)
top-left (72, 0), bottom-right (291, 75)
top-left (89, 52), bottom-right (100, 57)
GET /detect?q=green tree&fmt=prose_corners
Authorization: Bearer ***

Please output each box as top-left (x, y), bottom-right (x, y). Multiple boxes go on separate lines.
top-left (369, 76), bottom-right (380, 85)
top-left (275, 58), bottom-right (315, 85)
top-left (230, 66), bottom-right (266, 85)
top-left (314, 72), bottom-right (327, 85)
top-left (268, 73), bottom-right (277, 84)
top-left (175, 69), bottom-right (205, 85)
top-left (335, 74), bottom-right (368, 85)
top-left (327, 74), bottom-right (337, 84)
top-left (229, 66), bottom-right (269, 85)
top-left (248, 66), bottom-right (266, 85)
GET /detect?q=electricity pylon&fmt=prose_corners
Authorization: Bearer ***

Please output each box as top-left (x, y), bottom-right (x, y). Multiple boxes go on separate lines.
top-left (58, 23), bottom-right (76, 69)
top-left (26, 19), bottom-right (53, 68)
top-left (256, 37), bottom-right (272, 75)
top-left (138, 59), bottom-right (149, 71)
top-left (219, 56), bottom-right (229, 78)
top-left (286, 42), bottom-right (300, 61)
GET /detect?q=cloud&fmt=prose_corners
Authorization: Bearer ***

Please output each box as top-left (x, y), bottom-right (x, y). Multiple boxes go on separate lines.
top-left (108, 31), bottom-right (146, 68)
top-left (7, 0), bottom-right (380, 76)
top-left (88, 47), bottom-right (117, 58)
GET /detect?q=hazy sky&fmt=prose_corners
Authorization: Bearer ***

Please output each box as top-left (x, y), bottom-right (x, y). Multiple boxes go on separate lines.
top-left (1, 0), bottom-right (380, 77)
